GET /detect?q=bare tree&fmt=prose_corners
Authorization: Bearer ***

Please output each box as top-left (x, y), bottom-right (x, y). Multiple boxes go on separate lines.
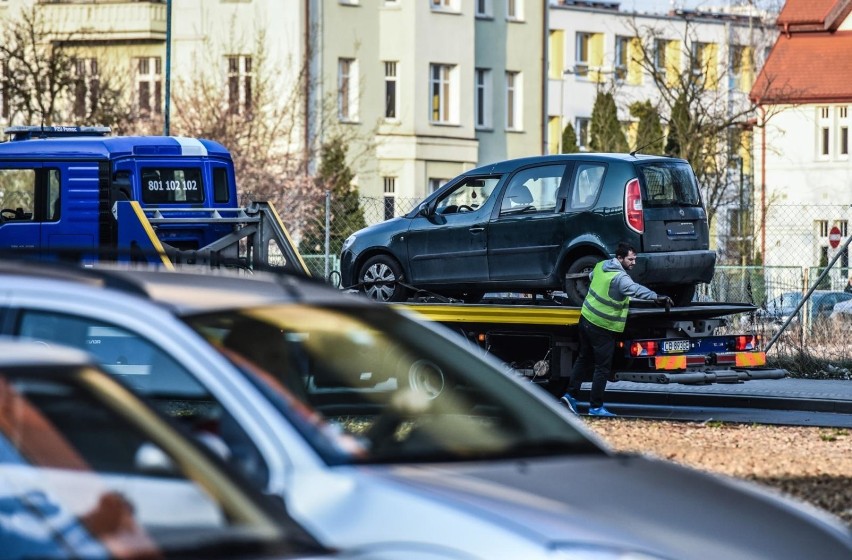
top-left (0, 5), bottom-right (134, 128)
top-left (169, 27), bottom-right (374, 242)
top-left (624, 15), bottom-right (782, 229)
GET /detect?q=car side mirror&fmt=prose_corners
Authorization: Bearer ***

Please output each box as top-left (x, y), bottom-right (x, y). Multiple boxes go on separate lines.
top-left (418, 202), bottom-right (434, 217)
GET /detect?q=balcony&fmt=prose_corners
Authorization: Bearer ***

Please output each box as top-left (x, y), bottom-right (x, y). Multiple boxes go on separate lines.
top-left (37, 1), bottom-right (167, 43)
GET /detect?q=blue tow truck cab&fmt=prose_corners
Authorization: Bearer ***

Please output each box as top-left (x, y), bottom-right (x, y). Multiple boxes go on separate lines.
top-left (0, 125), bottom-right (239, 258)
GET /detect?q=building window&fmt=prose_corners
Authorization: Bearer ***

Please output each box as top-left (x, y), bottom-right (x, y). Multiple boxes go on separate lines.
top-left (576, 117), bottom-right (590, 150)
top-left (431, 0), bottom-right (459, 12)
top-left (428, 178), bottom-right (447, 193)
top-left (475, 0), bottom-right (491, 17)
top-left (135, 57), bottom-right (162, 115)
top-left (575, 32), bottom-right (592, 77)
top-left (383, 177), bottom-right (396, 220)
top-left (691, 42), bottom-right (709, 76)
top-left (841, 127), bottom-right (849, 156)
top-left (226, 55), bottom-right (253, 115)
top-left (430, 63), bottom-right (456, 124)
top-left (1, 60), bottom-right (8, 119)
top-left (654, 39), bottom-right (667, 71)
top-left (384, 61), bottom-right (397, 120)
top-left (506, 0), bottom-right (522, 20)
top-left (817, 220), bottom-right (829, 238)
top-left (817, 106), bottom-right (830, 158)
top-left (73, 58), bottom-right (99, 118)
top-left (475, 68), bottom-right (491, 128)
top-left (505, 71), bottom-right (521, 131)
top-left (615, 36), bottom-right (630, 81)
top-left (338, 58), bottom-right (359, 122)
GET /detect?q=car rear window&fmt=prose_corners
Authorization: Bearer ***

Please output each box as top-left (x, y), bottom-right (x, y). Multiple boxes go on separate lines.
top-left (639, 162), bottom-right (701, 207)
top-left (141, 167), bottom-right (204, 204)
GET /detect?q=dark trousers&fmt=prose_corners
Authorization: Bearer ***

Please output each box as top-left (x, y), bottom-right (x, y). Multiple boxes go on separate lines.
top-left (567, 316), bottom-right (616, 409)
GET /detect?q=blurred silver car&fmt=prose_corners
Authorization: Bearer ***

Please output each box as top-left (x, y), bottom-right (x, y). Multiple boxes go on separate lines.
top-left (1, 262), bottom-right (851, 560)
top-left (0, 340), bottom-right (406, 560)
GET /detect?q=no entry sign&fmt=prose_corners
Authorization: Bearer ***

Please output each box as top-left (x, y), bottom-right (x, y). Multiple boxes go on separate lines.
top-left (829, 226), bottom-right (842, 248)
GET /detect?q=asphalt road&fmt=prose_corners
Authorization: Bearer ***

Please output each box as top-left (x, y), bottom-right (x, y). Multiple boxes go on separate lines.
top-left (569, 378), bottom-right (852, 428)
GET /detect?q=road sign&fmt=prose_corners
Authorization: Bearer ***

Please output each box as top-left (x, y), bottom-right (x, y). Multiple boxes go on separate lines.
top-left (829, 226), bottom-right (842, 248)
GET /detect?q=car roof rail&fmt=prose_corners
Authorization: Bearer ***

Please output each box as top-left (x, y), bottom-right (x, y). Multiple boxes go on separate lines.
top-left (3, 125), bottom-right (112, 142)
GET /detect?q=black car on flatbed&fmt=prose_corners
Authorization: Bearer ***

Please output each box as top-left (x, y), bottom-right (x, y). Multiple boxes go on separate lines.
top-left (341, 153), bottom-right (715, 306)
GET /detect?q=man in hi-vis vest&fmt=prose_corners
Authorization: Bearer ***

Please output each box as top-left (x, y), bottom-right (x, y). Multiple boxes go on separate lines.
top-left (561, 242), bottom-right (673, 417)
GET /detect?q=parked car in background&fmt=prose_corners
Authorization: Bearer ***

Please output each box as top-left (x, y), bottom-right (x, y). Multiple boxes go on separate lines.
top-left (2, 262), bottom-right (851, 560)
top-left (751, 290), bottom-right (852, 332)
top-left (340, 154), bottom-right (715, 306)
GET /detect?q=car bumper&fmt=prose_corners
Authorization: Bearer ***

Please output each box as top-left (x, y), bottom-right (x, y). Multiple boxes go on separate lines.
top-left (633, 249), bottom-right (716, 285)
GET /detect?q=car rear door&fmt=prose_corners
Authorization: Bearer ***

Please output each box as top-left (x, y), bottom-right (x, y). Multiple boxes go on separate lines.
top-left (637, 161), bottom-right (709, 252)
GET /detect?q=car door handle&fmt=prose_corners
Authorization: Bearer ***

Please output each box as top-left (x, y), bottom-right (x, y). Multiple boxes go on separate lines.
top-left (469, 226), bottom-right (485, 233)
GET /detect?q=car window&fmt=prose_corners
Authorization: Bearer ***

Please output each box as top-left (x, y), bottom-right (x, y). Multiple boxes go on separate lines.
top-left (0, 367), bottom-right (314, 559)
top-left (14, 310), bottom-right (270, 489)
top-left (186, 304), bottom-right (601, 466)
top-left (570, 163), bottom-right (605, 209)
top-left (639, 162), bottom-right (701, 207)
top-left (0, 373), bottom-right (231, 557)
top-left (0, 168), bottom-right (36, 221)
top-left (499, 165), bottom-right (564, 215)
top-left (435, 175), bottom-right (500, 215)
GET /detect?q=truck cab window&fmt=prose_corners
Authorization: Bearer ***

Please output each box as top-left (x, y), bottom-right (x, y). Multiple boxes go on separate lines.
top-left (0, 168), bottom-right (35, 221)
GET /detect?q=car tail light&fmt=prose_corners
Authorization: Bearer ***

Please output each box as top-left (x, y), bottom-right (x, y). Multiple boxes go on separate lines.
top-left (624, 178), bottom-right (644, 234)
top-left (629, 340), bottom-right (658, 357)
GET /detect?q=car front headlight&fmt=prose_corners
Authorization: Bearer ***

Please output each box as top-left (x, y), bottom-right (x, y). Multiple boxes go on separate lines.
top-left (341, 234), bottom-right (356, 253)
top-left (553, 544), bottom-right (671, 560)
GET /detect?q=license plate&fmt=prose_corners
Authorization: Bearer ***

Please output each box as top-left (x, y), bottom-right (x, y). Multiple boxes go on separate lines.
top-left (662, 340), bottom-right (690, 354)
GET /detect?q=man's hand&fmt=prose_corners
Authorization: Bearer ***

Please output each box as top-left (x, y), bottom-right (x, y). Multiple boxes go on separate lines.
top-left (655, 296), bottom-right (674, 310)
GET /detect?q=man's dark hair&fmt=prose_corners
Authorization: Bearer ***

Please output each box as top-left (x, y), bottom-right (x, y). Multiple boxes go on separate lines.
top-left (615, 242), bottom-right (635, 258)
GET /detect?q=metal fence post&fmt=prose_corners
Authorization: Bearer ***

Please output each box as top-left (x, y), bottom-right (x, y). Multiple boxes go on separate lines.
top-left (324, 190), bottom-right (331, 280)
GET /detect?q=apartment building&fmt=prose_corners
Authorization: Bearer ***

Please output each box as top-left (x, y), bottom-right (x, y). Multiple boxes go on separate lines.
top-left (751, 0), bottom-right (852, 278)
top-left (548, 0), bottom-right (768, 153)
top-left (320, 0), bottom-right (545, 209)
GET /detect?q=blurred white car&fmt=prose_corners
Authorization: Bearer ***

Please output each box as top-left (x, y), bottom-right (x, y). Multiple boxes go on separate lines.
top-left (1, 262), bottom-right (851, 560)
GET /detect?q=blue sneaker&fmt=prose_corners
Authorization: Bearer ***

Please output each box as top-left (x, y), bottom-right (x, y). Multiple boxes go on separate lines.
top-left (588, 406), bottom-right (616, 417)
top-left (560, 394), bottom-right (579, 415)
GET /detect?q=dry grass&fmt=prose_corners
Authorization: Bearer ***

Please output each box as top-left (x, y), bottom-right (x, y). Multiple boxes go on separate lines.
top-left (585, 418), bottom-right (852, 527)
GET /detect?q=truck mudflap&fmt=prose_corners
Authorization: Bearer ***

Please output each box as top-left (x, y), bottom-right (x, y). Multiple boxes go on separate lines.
top-left (615, 368), bottom-right (787, 384)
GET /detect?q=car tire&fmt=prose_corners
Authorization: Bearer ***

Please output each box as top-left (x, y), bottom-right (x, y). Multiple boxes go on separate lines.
top-left (359, 255), bottom-right (409, 302)
top-left (564, 255), bottom-right (600, 307)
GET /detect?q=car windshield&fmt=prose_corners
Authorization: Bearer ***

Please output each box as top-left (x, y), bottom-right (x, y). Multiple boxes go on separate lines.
top-left (184, 304), bottom-right (600, 465)
top-left (766, 292), bottom-right (803, 314)
top-left (639, 162), bottom-right (701, 207)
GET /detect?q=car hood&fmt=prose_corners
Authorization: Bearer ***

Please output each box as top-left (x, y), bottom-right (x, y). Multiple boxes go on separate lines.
top-left (288, 454), bottom-right (851, 560)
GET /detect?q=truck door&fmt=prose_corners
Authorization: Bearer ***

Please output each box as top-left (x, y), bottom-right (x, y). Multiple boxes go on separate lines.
top-left (488, 164), bottom-right (570, 281)
top-left (0, 163), bottom-right (42, 252)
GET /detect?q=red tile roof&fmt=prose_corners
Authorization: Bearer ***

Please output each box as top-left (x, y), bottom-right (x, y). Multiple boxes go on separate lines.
top-left (751, 30), bottom-right (852, 104)
top-left (776, 0), bottom-right (852, 31)
top-left (777, 0), bottom-right (836, 26)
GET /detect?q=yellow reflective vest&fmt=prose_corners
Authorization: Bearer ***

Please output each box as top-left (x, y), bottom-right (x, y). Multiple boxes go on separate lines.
top-left (580, 261), bottom-right (629, 333)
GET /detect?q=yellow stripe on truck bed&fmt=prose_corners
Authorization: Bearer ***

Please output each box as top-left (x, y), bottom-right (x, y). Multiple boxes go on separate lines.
top-left (394, 304), bottom-right (582, 326)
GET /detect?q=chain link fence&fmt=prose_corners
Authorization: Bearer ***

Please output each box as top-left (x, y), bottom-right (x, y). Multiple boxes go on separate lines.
top-left (288, 198), bottom-right (852, 378)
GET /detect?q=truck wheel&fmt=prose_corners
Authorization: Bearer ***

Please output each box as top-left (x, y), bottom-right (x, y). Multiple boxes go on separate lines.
top-left (564, 256), bottom-right (599, 307)
top-left (359, 255), bottom-right (409, 302)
